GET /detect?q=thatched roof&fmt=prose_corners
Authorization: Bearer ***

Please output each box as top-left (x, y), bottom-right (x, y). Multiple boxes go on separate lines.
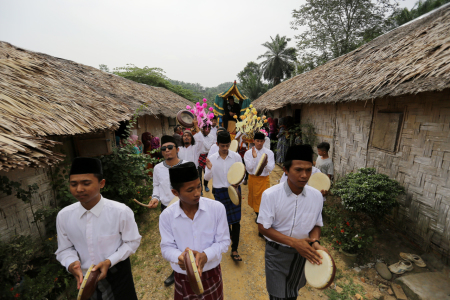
top-left (0, 41), bottom-right (193, 171)
top-left (253, 4), bottom-right (450, 111)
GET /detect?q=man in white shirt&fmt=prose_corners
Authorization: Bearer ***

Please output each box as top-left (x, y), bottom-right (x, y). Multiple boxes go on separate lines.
top-left (258, 145), bottom-right (330, 300)
top-left (210, 117), bottom-right (218, 143)
top-left (55, 157), bottom-right (141, 299)
top-left (159, 162), bottom-right (230, 299)
top-left (143, 135), bottom-right (188, 287)
top-left (198, 125), bottom-right (214, 193)
top-left (244, 131), bottom-right (275, 235)
top-left (235, 130), bottom-right (249, 185)
top-left (207, 127), bottom-right (227, 158)
top-left (205, 132), bottom-right (244, 262)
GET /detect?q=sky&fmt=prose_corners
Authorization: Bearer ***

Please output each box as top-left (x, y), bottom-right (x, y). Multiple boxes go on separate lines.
top-left (0, 0), bottom-right (417, 87)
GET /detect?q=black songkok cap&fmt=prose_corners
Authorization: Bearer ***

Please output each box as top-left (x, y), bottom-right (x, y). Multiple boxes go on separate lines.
top-left (254, 132), bottom-right (265, 140)
top-left (161, 135), bottom-right (176, 146)
top-left (217, 127), bottom-right (227, 134)
top-left (169, 162), bottom-right (199, 184)
top-left (70, 157), bottom-right (103, 175)
top-left (217, 132), bottom-right (231, 144)
top-left (285, 145), bottom-right (314, 163)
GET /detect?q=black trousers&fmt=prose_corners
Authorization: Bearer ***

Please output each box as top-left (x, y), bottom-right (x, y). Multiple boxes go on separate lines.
top-left (197, 166), bottom-right (209, 191)
top-left (269, 296), bottom-right (297, 300)
top-left (229, 222), bottom-right (241, 252)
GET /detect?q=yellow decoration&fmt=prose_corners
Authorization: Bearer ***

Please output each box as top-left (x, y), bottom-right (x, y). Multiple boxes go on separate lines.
top-left (249, 104), bottom-right (253, 108)
top-left (233, 115), bottom-right (237, 119)
top-left (257, 117), bottom-right (261, 121)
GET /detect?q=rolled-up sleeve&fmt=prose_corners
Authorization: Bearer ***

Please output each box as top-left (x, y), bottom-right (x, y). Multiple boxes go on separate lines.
top-left (265, 151), bottom-right (275, 173)
top-left (106, 208), bottom-right (142, 267)
top-left (256, 191), bottom-right (274, 229)
top-left (203, 204), bottom-right (230, 263)
top-left (159, 211), bottom-right (183, 263)
top-left (55, 213), bottom-right (80, 271)
top-left (244, 150), bottom-right (256, 174)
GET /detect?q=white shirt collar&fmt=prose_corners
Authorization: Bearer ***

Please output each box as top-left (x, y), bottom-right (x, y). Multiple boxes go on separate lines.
top-left (283, 181), bottom-right (307, 197)
top-left (173, 198), bottom-right (208, 218)
top-left (78, 196), bottom-right (105, 219)
top-left (214, 151), bottom-right (233, 160)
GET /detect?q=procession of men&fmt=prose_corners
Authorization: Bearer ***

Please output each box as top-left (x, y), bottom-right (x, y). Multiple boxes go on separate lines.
top-left (55, 101), bottom-right (330, 300)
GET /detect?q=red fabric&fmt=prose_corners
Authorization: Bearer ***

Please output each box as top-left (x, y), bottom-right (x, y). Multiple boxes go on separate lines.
top-left (198, 154), bottom-right (207, 169)
top-left (174, 265), bottom-right (223, 300)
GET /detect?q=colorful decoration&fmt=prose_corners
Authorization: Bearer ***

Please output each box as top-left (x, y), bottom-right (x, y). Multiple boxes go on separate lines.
top-left (186, 99), bottom-right (215, 128)
top-left (235, 104), bottom-right (268, 139)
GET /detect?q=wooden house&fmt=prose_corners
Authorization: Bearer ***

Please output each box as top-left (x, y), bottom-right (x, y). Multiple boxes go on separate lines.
top-left (0, 41), bottom-right (192, 241)
top-left (253, 5), bottom-right (450, 260)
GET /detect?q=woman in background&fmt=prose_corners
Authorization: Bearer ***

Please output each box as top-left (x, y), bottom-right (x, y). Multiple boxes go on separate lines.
top-left (129, 135), bottom-right (142, 154)
top-left (276, 118), bottom-right (288, 164)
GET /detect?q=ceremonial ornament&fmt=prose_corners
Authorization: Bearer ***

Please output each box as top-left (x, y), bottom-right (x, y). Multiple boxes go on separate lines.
top-left (185, 99), bottom-right (215, 129)
top-left (184, 250), bottom-right (204, 295)
top-left (227, 120), bottom-right (236, 134)
top-left (227, 162), bottom-right (246, 185)
top-left (229, 140), bottom-right (239, 152)
top-left (255, 153), bottom-right (268, 176)
top-left (304, 250), bottom-right (336, 289)
top-left (308, 173), bottom-right (331, 191)
top-left (77, 264), bottom-right (100, 300)
top-left (234, 104), bottom-right (268, 140)
top-left (228, 185), bottom-right (241, 206)
top-left (176, 110), bottom-right (195, 128)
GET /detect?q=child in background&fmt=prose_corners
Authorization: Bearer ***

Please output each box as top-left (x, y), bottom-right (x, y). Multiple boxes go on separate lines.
top-left (315, 142), bottom-right (333, 179)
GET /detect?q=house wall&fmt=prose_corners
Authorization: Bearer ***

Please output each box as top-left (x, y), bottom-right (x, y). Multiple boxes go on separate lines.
top-left (298, 91), bottom-right (450, 258)
top-left (134, 115), bottom-right (176, 139)
top-left (0, 167), bottom-right (55, 242)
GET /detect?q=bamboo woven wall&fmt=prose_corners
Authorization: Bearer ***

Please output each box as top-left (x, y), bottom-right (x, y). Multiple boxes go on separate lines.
top-left (297, 91), bottom-right (450, 258)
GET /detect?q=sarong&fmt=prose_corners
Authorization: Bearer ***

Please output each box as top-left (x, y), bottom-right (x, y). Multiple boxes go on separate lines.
top-left (265, 242), bottom-right (306, 299)
top-left (91, 258), bottom-right (137, 300)
top-left (212, 187), bottom-right (241, 224)
top-left (174, 265), bottom-right (223, 300)
top-left (248, 174), bottom-right (270, 213)
top-left (198, 153), bottom-right (207, 169)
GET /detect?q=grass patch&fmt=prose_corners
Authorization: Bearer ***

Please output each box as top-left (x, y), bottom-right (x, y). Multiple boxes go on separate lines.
top-left (324, 274), bottom-right (365, 300)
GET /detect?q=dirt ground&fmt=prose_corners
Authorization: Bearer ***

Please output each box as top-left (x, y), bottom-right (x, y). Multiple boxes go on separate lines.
top-left (130, 165), bottom-right (427, 299)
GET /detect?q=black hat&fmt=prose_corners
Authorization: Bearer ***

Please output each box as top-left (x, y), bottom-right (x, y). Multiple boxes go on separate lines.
top-left (285, 145), bottom-right (314, 163)
top-left (217, 132), bottom-right (231, 144)
top-left (70, 157), bottom-right (103, 175)
top-left (254, 132), bottom-right (265, 140)
top-left (161, 135), bottom-right (177, 146)
top-left (217, 127), bottom-right (227, 134)
top-left (169, 162), bottom-right (199, 184)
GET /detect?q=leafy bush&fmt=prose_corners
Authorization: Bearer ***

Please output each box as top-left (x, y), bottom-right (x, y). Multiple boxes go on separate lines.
top-left (331, 168), bottom-right (405, 220)
top-left (330, 219), bottom-right (374, 254)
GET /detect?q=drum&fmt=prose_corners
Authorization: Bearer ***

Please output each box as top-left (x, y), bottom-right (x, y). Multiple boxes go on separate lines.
top-left (168, 196), bottom-right (179, 206)
top-left (254, 153), bottom-right (268, 176)
top-left (184, 250), bottom-right (204, 295)
top-left (304, 250), bottom-right (336, 289)
top-left (227, 121), bottom-right (236, 134)
top-left (77, 264), bottom-right (100, 300)
top-left (229, 140), bottom-right (238, 152)
top-left (308, 173), bottom-right (331, 191)
top-left (228, 186), bottom-right (241, 206)
top-left (227, 162), bottom-right (246, 185)
top-left (177, 110), bottom-right (195, 128)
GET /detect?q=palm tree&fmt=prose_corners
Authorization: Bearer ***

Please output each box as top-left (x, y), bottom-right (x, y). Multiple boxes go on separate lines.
top-left (257, 34), bottom-right (297, 86)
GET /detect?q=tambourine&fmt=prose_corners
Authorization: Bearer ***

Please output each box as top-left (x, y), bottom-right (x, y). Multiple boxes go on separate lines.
top-left (227, 121), bottom-right (236, 134)
top-left (228, 185), bottom-right (241, 206)
top-left (255, 153), bottom-right (268, 176)
top-left (77, 264), bottom-right (100, 300)
top-left (308, 173), bottom-right (331, 192)
top-left (229, 140), bottom-right (239, 152)
top-left (184, 250), bottom-right (204, 295)
top-left (304, 250), bottom-right (336, 289)
top-left (227, 162), bottom-right (246, 185)
top-left (177, 110), bottom-right (195, 128)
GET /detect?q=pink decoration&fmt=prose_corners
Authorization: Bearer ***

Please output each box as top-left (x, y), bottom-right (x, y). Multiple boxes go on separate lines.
top-left (208, 113), bottom-right (214, 119)
top-left (203, 98), bottom-right (207, 103)
top-left (202, 103), bottom-right (207, 108)
top-left (186, 105), bottom-right (191, 110)
top-left (209, 107), bottom-right (214, 111)
top-left (190, 109), bottom-right (195, 113)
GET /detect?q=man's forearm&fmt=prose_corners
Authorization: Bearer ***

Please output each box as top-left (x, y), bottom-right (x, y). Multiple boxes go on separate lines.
top-left (258, 224), bottom-right (295, 247)
top-left (309, 226), bottom-right (321, 241)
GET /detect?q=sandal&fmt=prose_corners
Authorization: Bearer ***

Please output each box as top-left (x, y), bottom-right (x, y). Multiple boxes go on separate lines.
top-left (400, 252), bottom-right (426, 267)
top-left (230, 253), bottom-right (242, 262)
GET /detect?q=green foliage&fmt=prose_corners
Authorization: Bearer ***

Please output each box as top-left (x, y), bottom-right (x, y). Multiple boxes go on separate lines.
top-left (331, 168), bottom-right (405, 220)
top-left (291, 0), bottom-right (397, 73)
top-left (167, 80), bottom-right (234, 107)
top-left (324, 275), bottom-right (365, 299)
top-left (330, 217), bottom-right (375, 254)
top-left (257, 34), bottom-right (297, 85)
top-left (391, 0), bottom-right (450, 26)
top-left (287, 123), bottom-right (318, 147)
top-left (236, 62), bottom-right (271, 101)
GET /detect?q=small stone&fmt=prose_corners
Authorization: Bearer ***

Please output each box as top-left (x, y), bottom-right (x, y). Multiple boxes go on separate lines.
top-left (373, 291), bottom-right (384, 300)
top-left (360, 277), bottom-right (366, 283)
top-left (375, 262), bottom-right (392, 280)
top-left (355, 294), bottom-right (363, 300)
top-left (387, 288), bottom-right (393, 295)
top-left (354, 267), bottom-right (362, 273)
top-left (379, 283), bottom-right (388, 289)
top-left (336, 286), bottom-right (343, 294)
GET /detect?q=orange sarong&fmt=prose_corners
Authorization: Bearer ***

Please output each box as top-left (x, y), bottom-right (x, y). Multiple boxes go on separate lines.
top-left (248, 174), bottom-right (271, 213)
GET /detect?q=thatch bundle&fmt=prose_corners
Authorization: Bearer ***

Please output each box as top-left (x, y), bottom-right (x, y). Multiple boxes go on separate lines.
top-left (253, 4), bottom-right (450, 111)
top-left (0, 42), bottom-right (193, 171)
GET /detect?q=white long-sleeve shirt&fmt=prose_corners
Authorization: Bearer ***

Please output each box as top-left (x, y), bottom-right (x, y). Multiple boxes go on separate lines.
top-left (152, 159), bottom-right (189, 206)
top-left (178, 132), bottom-right (204, 167)
top-left (210, 127), bottom-right (218, 143)
top-left (55, 197), bottom-right (141, 274)
top-left (264, 136), bottom-right (270, 149)
top-left (207, 144), bottom-right (219, 158)
top-left (244, 147), bottom-right (275, 177)
top-left (159, 197), bottom-right (230, 274)
top-left (204, 151), bottom-right (243, 188)
top-left (257, 182), bottom-right (323, 247)
top-left (200, 133), bottom-right (215, 154)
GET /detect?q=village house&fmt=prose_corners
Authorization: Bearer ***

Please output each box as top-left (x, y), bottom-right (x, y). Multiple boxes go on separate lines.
top-left (253, 5), bottom-right (450, 261)
top-left (0, 41), bottom-right (193, 241)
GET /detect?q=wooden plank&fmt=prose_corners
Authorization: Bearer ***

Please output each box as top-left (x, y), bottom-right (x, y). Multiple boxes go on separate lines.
top-left (371, 112), bottom-right (402, 152)
top-left (414, 156), bottom-right (432, 165)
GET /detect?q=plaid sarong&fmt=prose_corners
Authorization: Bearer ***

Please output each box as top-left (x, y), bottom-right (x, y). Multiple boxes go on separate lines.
top-left (198, 153), bottom-right (207, 169)
top-left (174, 265), bottom-right (223, 300)
top-left (213, 187), bottom-right (241, 225)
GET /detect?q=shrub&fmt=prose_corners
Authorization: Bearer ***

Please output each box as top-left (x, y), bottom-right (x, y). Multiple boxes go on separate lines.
top-left (330, 219), bottom-right (374, 254)
top-left (331, 168), bottom-right (405, 221)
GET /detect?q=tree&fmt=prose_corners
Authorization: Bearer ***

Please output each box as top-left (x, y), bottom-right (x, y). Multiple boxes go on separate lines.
top-left (391, 0), bottom-right (450, 26)
top-left (257, 34), bottom-right (297, 86)
top-left (99, 64), bottom-right (110, 73)
top-left (237, 62), bottom-right (270, 100)
top-left (291, 0), bottom-right (397, 73)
